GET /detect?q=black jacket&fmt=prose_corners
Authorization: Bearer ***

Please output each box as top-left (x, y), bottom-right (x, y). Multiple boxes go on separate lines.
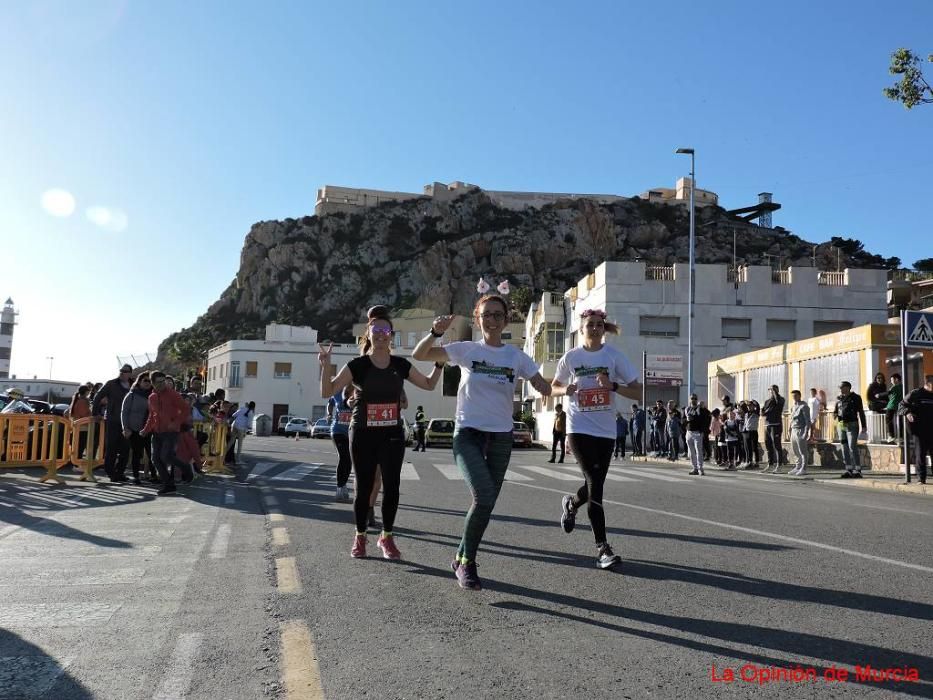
top-left (762, 395), bottom-right (785, 425)
top-left (684, 405), bottom-right (710, 432)
top-left (92, 377), bottom-right (131, 424)
top-left (898, 387), bottom-right (933, 437)
top-left (833, 392), bottom-right (866, 428)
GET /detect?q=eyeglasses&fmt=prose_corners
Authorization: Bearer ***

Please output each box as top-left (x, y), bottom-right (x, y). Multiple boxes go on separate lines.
top-left (480, 312), bottom-right (505, 321)
top-left (370, 328), bottom-right (393, 337)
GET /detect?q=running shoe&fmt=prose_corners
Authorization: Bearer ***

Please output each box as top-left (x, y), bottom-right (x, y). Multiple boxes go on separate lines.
top-left (377, 535), bottom-right (401, 560)
top-left (455, 561), bottom-right (482, 590)
top-left (688, 470), bottom-right (699, 475)
top-left (560, 495), bottom-right (576, 533)
top-left (351, 534), bottom-right (367, 558)
top-left (852, 471), bottom-right (863, 479)
top-left (840, 471), bottom-right (853, 478)
top-left (596, 543), bottom-right (621, 570)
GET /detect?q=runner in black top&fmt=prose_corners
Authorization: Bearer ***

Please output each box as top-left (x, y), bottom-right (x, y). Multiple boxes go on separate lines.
top-left (319, 306), bottom-right (442, 560)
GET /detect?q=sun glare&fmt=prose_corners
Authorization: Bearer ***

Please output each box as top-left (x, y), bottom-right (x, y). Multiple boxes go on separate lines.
top-left (40, 188), bottom-right (76, 217)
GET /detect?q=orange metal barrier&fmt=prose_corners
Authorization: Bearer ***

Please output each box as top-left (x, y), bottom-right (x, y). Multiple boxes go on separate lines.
top-left (69, 417), bottom-right (106, 482)
top-left (194, 420), bottom-right (234, 475)
top-left (0, 414), bottom-right (72, 484)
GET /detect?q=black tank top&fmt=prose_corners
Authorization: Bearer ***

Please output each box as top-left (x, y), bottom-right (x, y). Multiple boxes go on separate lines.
top-left (348, 355), bottom-right (411, 430)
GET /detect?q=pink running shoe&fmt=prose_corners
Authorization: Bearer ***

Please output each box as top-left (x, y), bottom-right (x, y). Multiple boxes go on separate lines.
top-left (351, 534), bottom-right (367, 558)
top-left (377, 535), bottom-right (401, 560)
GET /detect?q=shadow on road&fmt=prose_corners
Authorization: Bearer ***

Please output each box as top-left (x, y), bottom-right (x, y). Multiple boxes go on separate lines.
top-left (0, 627), bottom-right (93, 699)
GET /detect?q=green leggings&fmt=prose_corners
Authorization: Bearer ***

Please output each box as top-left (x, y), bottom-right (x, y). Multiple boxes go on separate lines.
top-left (453, 427), bottom-right (513, 563)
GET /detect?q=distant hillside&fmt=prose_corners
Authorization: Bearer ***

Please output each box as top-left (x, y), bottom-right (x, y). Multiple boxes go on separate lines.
top-left (158, 188), bottom-right (897, 366)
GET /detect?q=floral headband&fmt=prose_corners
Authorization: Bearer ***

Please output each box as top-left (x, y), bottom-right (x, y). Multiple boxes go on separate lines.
top-left (477, 277), bottom-right (510, 296)
top-left (580, 309), bottom-right (607, 319)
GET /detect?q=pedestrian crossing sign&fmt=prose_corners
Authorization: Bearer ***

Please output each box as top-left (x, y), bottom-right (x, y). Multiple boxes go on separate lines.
top-left (904, 311), bottom-right (933, 348)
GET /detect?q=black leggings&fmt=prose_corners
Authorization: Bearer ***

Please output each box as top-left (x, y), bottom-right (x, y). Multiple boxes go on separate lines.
top-left (742, 430), bottom-right (759, 465)
top-left (332, 434), bottom-right (351, 487)
top-left (350, 427), bottom-right (405, 533)
top-left (567, 433), bottom-right (615, 544)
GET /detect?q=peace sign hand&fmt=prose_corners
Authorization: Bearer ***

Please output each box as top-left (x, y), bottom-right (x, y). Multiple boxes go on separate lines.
top-left (318, 341), bottom-right (334, 367)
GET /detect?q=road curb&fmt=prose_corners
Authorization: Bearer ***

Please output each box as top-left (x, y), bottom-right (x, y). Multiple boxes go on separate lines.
top-left (816, 477), bottom-right (930, 497)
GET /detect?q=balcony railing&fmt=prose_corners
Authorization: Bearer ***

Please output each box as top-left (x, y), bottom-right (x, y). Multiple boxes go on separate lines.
top-left (645, 265), bottom-right (675, 281)
top-left (549, 292), bottom-right (564, 307)
top-left (727, 266), bottom-right (748, 284)
top-left (771, 269), bottom-right (791, 284)
top-left (818, 271), bottom-right (846, 286)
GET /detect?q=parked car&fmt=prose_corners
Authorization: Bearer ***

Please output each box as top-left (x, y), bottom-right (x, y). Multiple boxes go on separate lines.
top-left (26, 399), bottom-right (53, 414)
top-left (401, 416), bottom-right (415, 446)
top-left (310, 418), bottom-right (331, 439)
top-left (277, 414), bottom-right (296, 436)
top-left (284, 417), bottom-right (312, 438)
top-left (425, 419), bottom-right (454, 449)
top-left (513, 421), bottom-right (533, 447)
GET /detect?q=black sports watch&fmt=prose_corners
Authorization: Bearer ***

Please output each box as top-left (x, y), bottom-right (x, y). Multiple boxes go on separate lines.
top-left (429, 327), bottom-right (444, 338)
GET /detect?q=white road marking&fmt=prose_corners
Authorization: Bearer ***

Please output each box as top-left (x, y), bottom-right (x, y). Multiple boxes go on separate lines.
top-left (433, 463), bottom-right (463, 480)
top-left (224, 489), bottom-right (235, 505)
top-left (508, 481), bottom-right (933, 575)
top-left (209, 524), bottom-right (231, 559)
top-left (271, 464), bottom-right (320, 482)
top-left (247, 461), bottom-right (281, 480)
top-left (276, 557), bottom-right (301, 593)
top-left (272, 527), bottom-right (290, 547)
top-left (400, 463), bottom-right (419, 480)
top-left (512, 465), bottom-right (580, 481)
top-left (152, 632), bottom-right (203, 700)
top-left (618, 468), bottom-right (691, 483)
top-left (504, 469), bottom-right (533, 481)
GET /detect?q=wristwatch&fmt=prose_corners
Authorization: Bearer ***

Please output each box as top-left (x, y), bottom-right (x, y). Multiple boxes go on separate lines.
top-left (429, 327), bottom-right (443, 338)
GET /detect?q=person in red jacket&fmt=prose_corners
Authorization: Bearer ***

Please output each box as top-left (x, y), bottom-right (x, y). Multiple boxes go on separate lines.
top-left (141, 371), bottom-right (194, 495)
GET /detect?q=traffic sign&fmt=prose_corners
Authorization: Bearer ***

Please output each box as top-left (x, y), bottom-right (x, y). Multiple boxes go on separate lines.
top-left (904, 311), bottom-right (933, 348)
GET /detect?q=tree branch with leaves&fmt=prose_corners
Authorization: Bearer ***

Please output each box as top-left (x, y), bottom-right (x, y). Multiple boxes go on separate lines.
top-left (884, 48), bottom-right (933, 109)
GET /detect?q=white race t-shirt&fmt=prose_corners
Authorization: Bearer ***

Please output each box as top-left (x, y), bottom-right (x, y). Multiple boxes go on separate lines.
top-left (444, 340), bottom-right (540, 432)
top-left (554, 344), bottom-right (639, 439)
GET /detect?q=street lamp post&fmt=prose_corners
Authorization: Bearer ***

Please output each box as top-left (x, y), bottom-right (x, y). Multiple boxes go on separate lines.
top-left (675, 147), bottom-right (696, 398)
top-left (46, 356), bottom-right (54, 403)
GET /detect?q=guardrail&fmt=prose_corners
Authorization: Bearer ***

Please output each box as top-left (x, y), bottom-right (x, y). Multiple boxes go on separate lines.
top-left (195, 420), bottom-right (234, 475)
top-left (70, 417), bottom-right (106, 482)
top-left (818, 271), bottom-right (846, 286)
top-left (646, 266), bottom-right (675, 281)
top-left (0, 414), bottom-right (73, 484)
top-left (771, 269), bottom-right (791, 284)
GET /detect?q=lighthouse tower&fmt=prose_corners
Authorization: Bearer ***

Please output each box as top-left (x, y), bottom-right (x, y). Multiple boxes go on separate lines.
top-left (0, 298), bottom-right (16, 379)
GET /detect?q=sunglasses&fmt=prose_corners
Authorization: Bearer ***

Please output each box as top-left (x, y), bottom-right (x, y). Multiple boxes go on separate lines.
top-left (370, 327), bottom-right (393, 337)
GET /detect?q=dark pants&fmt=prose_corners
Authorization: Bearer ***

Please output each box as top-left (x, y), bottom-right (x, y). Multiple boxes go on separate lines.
top-left (885, 409), bottom-right (898, 440)
top-left (614, 435), bottom-right (626, 458)
top-left (913, 434), bottom-right (932, 483)
top-left (567, 433), bottom-right (615, 544)
top-left (350, 427), bottom-right (405, 533)
top-left (103, 423), bottom-right (129, 478)
top-left (127, 430), bottom-right (152, 480)
top-left (633, 427), bottom-right (644, 455)
top-left (765, 424), bottom-right (783, 466)
top-left (742, 430), bottom-right (760, 465)
top-left (703, 433), bottom-right (711, 461)
top-left (551, 431), bottom-right (566, 461)
top-left (415, 425), bottom-right (426, 451)
top-left (332, 433), bottom-right (351, 487)
top-left (151, 432), bottom-right (193, 485)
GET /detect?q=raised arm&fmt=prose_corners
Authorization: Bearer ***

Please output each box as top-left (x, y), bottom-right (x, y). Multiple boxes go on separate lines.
top-left (412, 315), bottom-right (455, 364)
top-left (406, 363), bottom-right (444, 391)
top-left (318, 343), bottom-right (353, 397)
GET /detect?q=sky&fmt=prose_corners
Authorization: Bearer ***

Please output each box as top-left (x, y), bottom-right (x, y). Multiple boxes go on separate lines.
top-left (1, 0), bottom-right (931, 384)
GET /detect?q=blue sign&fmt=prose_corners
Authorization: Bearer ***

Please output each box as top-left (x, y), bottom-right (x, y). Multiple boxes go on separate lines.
top-left (904, 311), bottom-right (933, 348)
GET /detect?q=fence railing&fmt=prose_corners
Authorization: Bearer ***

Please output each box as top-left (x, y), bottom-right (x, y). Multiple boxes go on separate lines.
top-left (646, 266), bottom-right (675, 281)
top-left (771, 269), bottom-right (791, 284)
top-left (818, 271), bottom-right (847, 286)
top-left (727, 266), bottom-right (748, 284)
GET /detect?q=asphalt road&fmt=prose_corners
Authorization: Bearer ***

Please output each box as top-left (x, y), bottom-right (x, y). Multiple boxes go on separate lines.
top-left (1, 436), bottom-right (932, 699)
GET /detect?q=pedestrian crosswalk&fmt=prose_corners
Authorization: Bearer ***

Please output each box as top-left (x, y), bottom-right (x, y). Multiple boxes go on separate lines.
top-left (247, 460), bottom-right (703, 486)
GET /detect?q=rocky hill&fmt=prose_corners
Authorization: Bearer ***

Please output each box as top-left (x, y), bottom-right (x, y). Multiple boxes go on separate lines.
top-left (159, 187), bottom-right (896, 365)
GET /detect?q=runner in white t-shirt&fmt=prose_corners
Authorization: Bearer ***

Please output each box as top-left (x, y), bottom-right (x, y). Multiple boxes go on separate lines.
top-left (413, 294), bottom-right (552, 591)
top-left (551, 308), bottom-right (641, 570)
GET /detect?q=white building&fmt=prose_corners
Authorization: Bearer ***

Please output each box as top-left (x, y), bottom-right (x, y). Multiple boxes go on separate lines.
top-left (205, 323), bottom-right (458, 429)
top-left (0, 298), bottom-right (16, 379)
top-left (524, 262), bottom-right (888, 437)
top-left (2, 378), bottom-right (81, 403)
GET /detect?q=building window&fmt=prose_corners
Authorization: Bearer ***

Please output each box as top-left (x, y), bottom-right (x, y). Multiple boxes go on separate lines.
top-left (534, 322), bottom-right (565, 362)
top-left (245, 361), bottom-right (257, 378)
top-left (814, 320), bottom-right (853, 337)
top-left (640, 316), bottom-right (680, 337)
top-left (766, 319), bottom-right (796, 342)
top-left (220, 364), bottom-right (225, 379)
top-left (745, 365), bottom-right (786, 404)
top-left (229, 361), bottom-right (241, 388)
top-left (0, 347), bottom-right (10, 360)
top-left (407, 332), bottom-right (417, 347)
top-left (722, 318), bottom-right (751, 340)
top-left (274, 362), bottom-right (292, 379)
top-left (0, 323), bottom-right (12, 336)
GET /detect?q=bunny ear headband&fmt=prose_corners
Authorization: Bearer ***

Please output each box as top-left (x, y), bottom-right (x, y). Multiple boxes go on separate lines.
top-left (477, 277), bottom-right (510, 296)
